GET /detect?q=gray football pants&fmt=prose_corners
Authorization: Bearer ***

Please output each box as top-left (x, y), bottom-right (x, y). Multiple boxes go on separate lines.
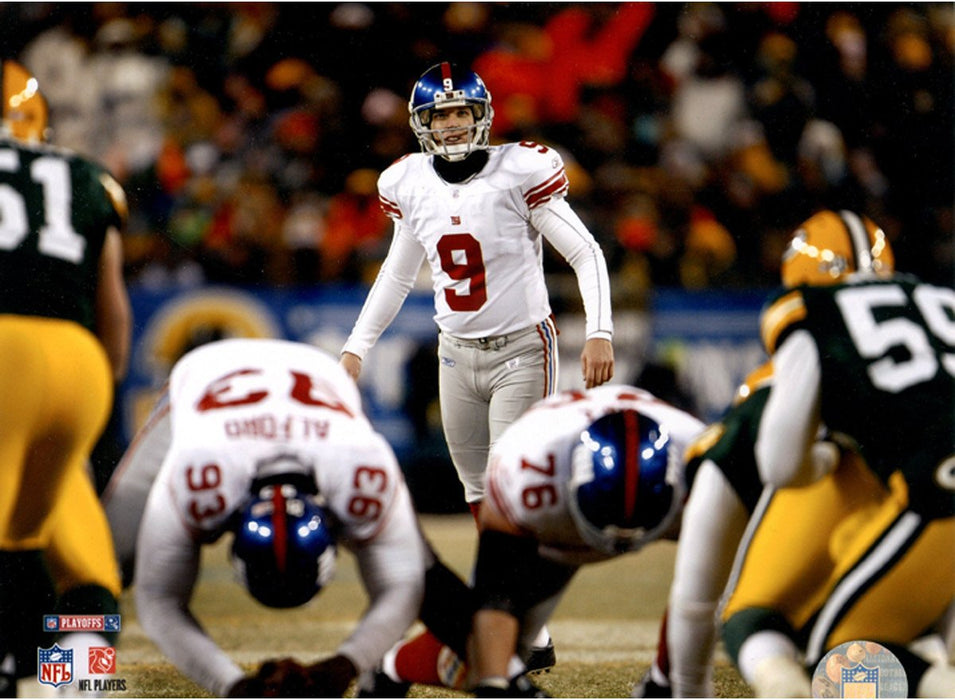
top-left (437, 317), bottom-right (559, 504)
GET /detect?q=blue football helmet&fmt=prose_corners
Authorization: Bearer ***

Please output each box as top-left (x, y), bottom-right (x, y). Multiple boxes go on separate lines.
top-left (408, 61), bottom-right (494, 161)
top-left (231, 476), bottom-right (337, 609)
top-left (568, 409), bottom-right (682, 555)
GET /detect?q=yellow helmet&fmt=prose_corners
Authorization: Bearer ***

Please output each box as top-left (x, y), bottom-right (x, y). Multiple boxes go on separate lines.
top-left (2, 60), bottom-right (49, 143)
top-left (781, 209), bottom-right (894, 287)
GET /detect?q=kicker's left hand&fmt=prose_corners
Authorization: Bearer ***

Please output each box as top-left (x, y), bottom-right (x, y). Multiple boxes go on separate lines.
top-left (581, 337), bottom-right (614, 389)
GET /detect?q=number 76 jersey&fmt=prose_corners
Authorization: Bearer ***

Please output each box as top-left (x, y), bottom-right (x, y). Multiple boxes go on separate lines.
top-left (157, 338), bottom-right (409, 544)
top-left (486, 385), bottom-right (705, 566)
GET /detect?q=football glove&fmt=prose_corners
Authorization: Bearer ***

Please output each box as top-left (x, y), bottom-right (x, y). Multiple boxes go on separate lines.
top-left (248, 657), bottom-right (310, 697)
top-left (304, 654), bottom-right (358, 697)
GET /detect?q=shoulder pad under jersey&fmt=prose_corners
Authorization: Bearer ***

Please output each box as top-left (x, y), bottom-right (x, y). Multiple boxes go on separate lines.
top-left (759, 288), bottom-right (807, 354)
top-left (496, 142), bottom-right (569, 210)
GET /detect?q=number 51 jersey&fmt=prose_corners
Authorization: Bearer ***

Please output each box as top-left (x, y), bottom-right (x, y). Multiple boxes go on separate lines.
top-left (0, 138), bottom-right (125, 329)
top-left (378, 142), bottom-right (571, 338)
top-left (157, 338), bottom-right (408, 544)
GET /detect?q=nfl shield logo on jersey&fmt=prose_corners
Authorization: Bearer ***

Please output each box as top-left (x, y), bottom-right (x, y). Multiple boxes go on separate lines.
top-left (38, 644), bottom-right (73, 688)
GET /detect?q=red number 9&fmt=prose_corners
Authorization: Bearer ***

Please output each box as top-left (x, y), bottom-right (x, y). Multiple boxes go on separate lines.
top-left (437, 233), bottom-right (487, 311)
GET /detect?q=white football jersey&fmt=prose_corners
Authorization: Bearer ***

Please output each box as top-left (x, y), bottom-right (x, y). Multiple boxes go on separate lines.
top-left (486, 385), bottom-right (705, 566)
top-left (134, 339), bottom-right (428, 693)
top-left (157, 338), bottom-right (408, 545)
top-left (378, 142), bottom-right (572, 338)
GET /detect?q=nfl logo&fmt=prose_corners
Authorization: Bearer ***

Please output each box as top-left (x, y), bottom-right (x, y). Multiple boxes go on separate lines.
top-left (842, 662), bottom-right (879, 698)
top-left (37, 644), bottom-right (73, 688)
top-left (43, 615), bottom-right (59, 632)
top-left (89, 646), bottom-right (116, 674)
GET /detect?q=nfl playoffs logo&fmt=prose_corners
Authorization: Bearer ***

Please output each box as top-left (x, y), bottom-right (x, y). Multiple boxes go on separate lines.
top-left (38, 644), bottom-right (73, 688)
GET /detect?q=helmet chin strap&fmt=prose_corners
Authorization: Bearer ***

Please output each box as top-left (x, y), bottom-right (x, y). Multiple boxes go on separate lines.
top-left (425, 123), bottom-right (482, 161)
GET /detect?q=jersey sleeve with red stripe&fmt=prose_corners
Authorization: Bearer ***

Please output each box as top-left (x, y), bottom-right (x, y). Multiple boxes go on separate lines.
top-left (494, 141), bottom-right (571, 211)
top-left (377, 154), bottom-right (417, 221)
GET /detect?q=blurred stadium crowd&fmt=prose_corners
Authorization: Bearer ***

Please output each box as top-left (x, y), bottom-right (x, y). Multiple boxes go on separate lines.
top-left (3, 2), bottom-right (952, 305)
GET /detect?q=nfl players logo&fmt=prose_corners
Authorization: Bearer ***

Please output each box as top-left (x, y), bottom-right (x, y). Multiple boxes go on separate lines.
top-left (842, 663), bottom-right (878, 698)
top-left (37, 644), bottom-right (73, 688)
top-left (89, 647), bottom-right (116, 675)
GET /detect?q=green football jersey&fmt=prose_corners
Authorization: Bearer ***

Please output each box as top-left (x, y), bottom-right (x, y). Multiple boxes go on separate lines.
top-left (685, 373), bottom-right (770, 515)
top-left (761, 275), bottom-right (955, 517)
top-left (0, 138), bottom-right (125, 330)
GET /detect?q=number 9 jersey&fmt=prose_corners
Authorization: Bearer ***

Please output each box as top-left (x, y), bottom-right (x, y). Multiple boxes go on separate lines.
top-left (344, 141), bottom-right (612, 355)
top-left (759, 275), bottom-right (955, 518)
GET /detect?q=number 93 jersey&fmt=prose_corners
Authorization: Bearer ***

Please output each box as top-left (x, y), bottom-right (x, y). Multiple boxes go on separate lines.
top-left (485, 385), bottom-right (705, 566)
top-left (378, 142), bottom-right (570, 338)
top-left (760, 275), bottom-right (955, 517)
top-left (158, 338), bottom-right (407, 544)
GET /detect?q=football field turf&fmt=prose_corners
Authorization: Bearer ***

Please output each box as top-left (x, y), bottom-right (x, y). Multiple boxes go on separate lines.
top-left (90, 513), bottom-right (753, 697)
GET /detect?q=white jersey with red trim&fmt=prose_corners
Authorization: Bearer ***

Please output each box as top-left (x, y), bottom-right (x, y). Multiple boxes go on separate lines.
top-left (132, 339), bottom-right (428, 694)
top-left (157, 338), bottom-right (407, 544)
top-left (486, 385), bottom-right (705, 566)
top-left (371, 141), bottom-right (603, 340)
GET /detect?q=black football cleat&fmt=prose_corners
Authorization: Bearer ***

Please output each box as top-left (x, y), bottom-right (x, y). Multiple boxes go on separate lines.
top-left (524, 641), bottom-right (556, 674)
top-left (355, 666), bottom-right (411, 698)
top-left (631, 670), bottom-right (672, 698)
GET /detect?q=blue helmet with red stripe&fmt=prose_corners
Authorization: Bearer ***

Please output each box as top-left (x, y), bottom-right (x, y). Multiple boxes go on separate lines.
top-left (408, 61), bottom-right (493, 161)
top-left (231, 470), bottom-right (337, 609)
top-left (568, 409), bottom-right (680, 555)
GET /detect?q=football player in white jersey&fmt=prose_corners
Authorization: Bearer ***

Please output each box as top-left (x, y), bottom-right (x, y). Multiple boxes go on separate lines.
top-left (468, 385), bottom-right (703, 696)
top-left (341, 61), bottom-right (615, 519)
top-left (355, 385), bottom-right (703, 697)
top-left (341, 60), bottom-right (614, 674)
top-left (108, 338), bottom-right (475, 697)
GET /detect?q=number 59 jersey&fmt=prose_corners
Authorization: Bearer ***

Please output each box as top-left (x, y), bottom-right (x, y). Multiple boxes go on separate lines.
top-left (486, 385), bottom-right (705, 566)
top-left (158, 338), bottom-right (409, 544)
top-left (378, 142), bottom-right (570, 338)
top-left (760, 275), bottom-right (955, 517)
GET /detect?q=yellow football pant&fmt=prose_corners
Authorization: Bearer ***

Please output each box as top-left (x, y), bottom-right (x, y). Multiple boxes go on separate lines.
top-left (46, 466), bottom-right (122, 598)
top-left (723, 453), bottom-right (955, 657)
top-left (0, 316), bottom-right (113, 550)
top-left (722, 453), bottom-right (887, 626)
